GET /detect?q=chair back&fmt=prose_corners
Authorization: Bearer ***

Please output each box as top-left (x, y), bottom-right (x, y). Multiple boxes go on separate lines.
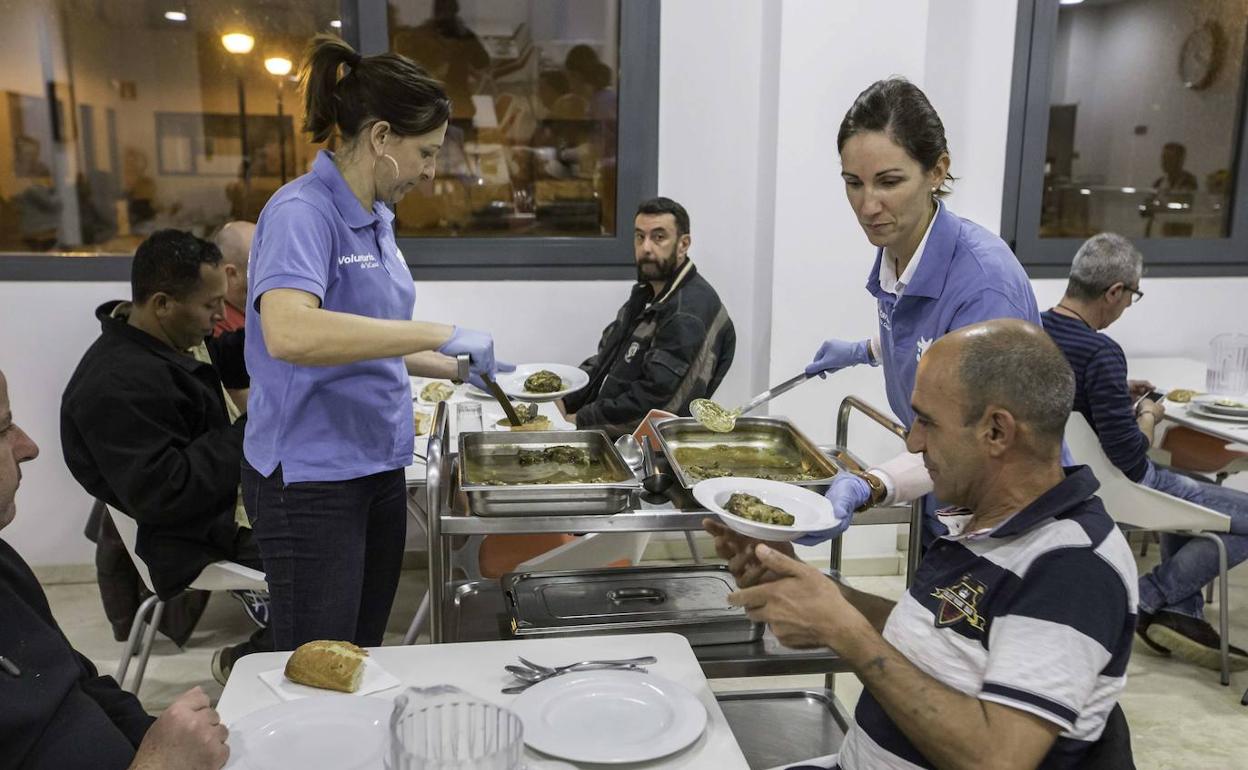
top-left (1079, 703), bottom-right (1135, 769)
top-left (104, 504), bottom-right (158, 594)
top-left (1065, 413), bottom-right (1231, 532)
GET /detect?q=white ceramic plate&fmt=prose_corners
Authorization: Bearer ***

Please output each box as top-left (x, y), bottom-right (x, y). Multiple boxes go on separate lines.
top-left (493, 363), bottom-right (590, 402)
top-left (512, 670), bottom-right (706, 764)
top-left (1188, 403), bottom-right (1248, 424)
top-left (258, 658), bottom-right (401, 702)
top-left (693, 477), bottom-right (839, 542)
top-left (1192, 394), bottom-right (1248, 416)
top-left (223, 697), bottom-right (391, 770)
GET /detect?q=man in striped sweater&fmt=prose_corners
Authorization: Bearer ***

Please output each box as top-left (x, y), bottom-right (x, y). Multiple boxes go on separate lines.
top-left (1042, 232), bottom-right (1248, 670)
top-left (712, 320), bottom-right (1135, 769)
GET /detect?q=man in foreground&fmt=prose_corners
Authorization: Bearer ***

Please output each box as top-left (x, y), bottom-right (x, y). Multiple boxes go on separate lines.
top-left (0, 368), bottom-right (228, 769)
top-left (708, 320), bottom-right (1136, 768)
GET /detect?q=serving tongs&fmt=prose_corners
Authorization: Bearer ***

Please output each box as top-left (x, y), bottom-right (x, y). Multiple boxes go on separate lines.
top-left (456, 354), bottom-right (523, 426)
top-left (690, 371), bottom-right (813, 433)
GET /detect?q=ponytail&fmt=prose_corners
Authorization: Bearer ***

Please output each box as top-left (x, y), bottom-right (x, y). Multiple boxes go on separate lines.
top-left (298, 33), bottom-right (451, 145)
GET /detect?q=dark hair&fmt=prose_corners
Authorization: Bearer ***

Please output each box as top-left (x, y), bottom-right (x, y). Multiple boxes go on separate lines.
top-left (131, 229), bottom-right (222, 304)
top-left (636, 197), bottom-right (690, 237)
top-left (300, 34), bottom-right (451, 144)
top-left (956, 320), bottom-right (1075, 452)
top-left (837, 78), bottom-right (955, 196)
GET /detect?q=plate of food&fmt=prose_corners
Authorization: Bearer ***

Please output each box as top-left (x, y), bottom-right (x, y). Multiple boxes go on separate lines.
top-left (487, 401), bottom-right (554, 432)
top-left (692, 477), bottom-right (839, 542)
top-left (1192, 393), bottom-right (1248, 417)
top-left (494, 363), bottom-right (589, 402)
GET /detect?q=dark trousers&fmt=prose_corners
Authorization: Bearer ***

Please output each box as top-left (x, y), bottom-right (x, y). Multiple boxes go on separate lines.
top-left (241, 462), bottom-right (407, 650)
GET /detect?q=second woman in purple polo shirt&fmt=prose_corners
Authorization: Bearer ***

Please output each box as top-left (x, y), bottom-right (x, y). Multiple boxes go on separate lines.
top-left (236, 35), bottom-right (507, 664)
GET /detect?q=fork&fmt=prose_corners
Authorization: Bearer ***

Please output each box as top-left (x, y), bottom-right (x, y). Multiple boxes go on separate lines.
top-left (517, 655), bottom-right (656, 677)
top-left (501, 664), bottom-right (648, 694)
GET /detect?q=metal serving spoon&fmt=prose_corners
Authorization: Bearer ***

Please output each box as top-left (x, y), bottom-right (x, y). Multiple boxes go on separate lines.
top-left (690, 372), bottom-right (813, 433)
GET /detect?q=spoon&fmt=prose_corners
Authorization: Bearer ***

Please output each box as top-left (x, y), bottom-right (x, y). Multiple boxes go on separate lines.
top-left (614, 434), bottom-right (644, 471)
top-left (690, 372), bottom-right (813, 433)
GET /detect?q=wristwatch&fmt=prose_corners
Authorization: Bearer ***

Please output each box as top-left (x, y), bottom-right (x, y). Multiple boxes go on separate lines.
top-left (852, 470), bottom-right (887, 512)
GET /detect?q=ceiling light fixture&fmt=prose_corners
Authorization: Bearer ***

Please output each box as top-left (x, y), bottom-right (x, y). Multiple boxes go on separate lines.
top-left (330, 19), bottom-right (343, 29)
top-left (164, 10), bottom-right (188, 22)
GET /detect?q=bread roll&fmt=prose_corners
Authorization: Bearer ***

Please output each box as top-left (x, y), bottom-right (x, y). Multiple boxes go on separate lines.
top-left (284, 640), bottom-right (368, 693)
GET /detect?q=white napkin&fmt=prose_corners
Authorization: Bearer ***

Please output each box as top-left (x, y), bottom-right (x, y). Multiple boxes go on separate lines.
top-left (258, 658), bottom-right (401, 701)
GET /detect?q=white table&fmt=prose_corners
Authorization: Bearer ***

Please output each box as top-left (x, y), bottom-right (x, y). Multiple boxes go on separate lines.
top-left (1127, 357), bottom-right (1248, 448)
top-left (217, 633), bottom-right (749, 769)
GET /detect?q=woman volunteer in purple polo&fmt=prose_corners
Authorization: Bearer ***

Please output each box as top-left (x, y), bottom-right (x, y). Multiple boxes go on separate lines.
top-left (802, 79), bottom-right (1043, 544)
top-left (240, 35), bottom-right (506, 652)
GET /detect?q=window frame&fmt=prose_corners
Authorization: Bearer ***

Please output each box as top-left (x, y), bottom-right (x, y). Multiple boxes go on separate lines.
top-left (0, 0), bottom-right (657, 281)
top-left (1002, 0), bottom-right (1248, 278)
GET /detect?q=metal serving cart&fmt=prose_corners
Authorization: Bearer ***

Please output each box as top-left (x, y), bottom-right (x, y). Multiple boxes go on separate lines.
top-left (412, 396), bottom-right (920, 767)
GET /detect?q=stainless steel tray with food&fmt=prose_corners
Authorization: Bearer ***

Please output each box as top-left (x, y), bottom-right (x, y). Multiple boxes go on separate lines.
top-left (654, 416), bottom-right (841, 490)
top-left (457, 430), bottom-right (641, 516)
top-left (503, 565), bottom-right (763, 646)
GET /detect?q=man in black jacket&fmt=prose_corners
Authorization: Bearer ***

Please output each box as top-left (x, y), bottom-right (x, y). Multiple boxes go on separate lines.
top-left (0, 368), bottom-right (229, 770)
top-left (561, 197), bottom-right (736, 435)
top-left (61, 230), bottom-right (269, 683)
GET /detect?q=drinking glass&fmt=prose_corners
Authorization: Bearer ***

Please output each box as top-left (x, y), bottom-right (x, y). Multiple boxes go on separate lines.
top-left (1206, 333), bottom-right (1248, 396)
top-left (387, 686), bottom-right (524, 770)
top-left (456, 401), bottom-right (484, 434)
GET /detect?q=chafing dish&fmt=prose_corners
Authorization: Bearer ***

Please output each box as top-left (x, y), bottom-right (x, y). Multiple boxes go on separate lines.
top-left (503, 565), bottom-right (763, 646)
top-left (654, 416), bottom-right (840, 490)
top-left (457, 430), bottom-right (640, 516)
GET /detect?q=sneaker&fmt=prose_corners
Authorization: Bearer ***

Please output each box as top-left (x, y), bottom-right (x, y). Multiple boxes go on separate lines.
top-left (1144, 610), bottom-right (1248, 671)
top-left (211, 643), bottom-right (246, 686)
top-left (228, 589), bottom-right (271, 629)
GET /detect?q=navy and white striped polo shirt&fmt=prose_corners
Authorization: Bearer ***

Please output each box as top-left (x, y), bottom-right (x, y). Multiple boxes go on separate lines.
top-left (837, 466), bottom-right (1137, 769)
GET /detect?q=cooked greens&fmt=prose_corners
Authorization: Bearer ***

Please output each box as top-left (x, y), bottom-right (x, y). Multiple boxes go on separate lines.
top-left (674, 444), bottom-right (822, 483)
top-left (518, 445), bottom-right (592, 466)
top-left (690, 399), bottom-right (738, 433)
top-left (524, 370), bottom-right (564, 393)
top-left (724, 492), bottom-right (795, 526)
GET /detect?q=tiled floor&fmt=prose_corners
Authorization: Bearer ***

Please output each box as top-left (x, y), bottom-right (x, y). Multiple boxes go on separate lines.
top-left (45, 553), bottom-right (1248, 769)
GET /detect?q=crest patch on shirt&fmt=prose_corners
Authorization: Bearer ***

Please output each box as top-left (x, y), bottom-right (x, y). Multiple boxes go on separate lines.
top-left (624, 341), bottom-right (641, 363)
top-left (931, 574), bottom-right (986, 630)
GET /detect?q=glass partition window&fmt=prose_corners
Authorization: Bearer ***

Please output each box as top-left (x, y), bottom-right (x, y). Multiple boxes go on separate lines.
top-left (1039, 0), bottom-right (1247, 241)
top-left (0, 0), bottom-right (340, 256)
top-left (387, 0), bottom-right (620, 238)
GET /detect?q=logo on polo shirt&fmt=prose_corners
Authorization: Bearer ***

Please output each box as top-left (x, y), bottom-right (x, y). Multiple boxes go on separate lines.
top-left (931, 573), bottom-right (986, 631)
top-left (624, 341), bottom-right (640, 363)
top-left (916, 336), bottom-right (934, 362)
top-left (338, 253), bottom-right (380, 270)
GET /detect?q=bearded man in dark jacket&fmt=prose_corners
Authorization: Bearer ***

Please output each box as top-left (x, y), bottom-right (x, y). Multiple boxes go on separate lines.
top-left (561, 197), bottom-right (736, 436)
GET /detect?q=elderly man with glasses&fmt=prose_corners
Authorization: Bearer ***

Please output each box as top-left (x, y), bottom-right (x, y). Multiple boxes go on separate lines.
top-left (1042, 232), bottom-right (1248, 671)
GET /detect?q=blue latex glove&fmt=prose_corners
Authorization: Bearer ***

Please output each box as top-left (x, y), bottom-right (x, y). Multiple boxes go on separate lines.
top-left (437, 327), bottom-right (514, 390)
top-left (795, 473), bottom-right (870, 545)
top-left (804, 338), bottom-right (872, 378)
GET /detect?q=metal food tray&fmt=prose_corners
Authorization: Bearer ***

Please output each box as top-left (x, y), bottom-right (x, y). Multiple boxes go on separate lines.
top-left (502, 565), bottom-right (763, 646)
top-left (654, 416), bottom-right (841, 490)
top-left (457, 430), bottom-right (640, 516)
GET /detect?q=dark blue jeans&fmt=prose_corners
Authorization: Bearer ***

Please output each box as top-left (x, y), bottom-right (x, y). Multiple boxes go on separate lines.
top-left (241, 462), bottom-right (407, 650)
